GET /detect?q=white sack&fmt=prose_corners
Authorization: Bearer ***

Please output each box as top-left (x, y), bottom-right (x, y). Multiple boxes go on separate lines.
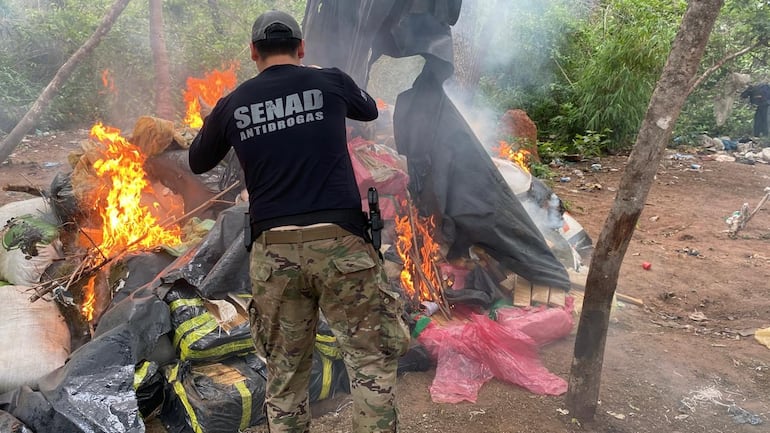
top-left (0, 285), bottom-right (70, 393)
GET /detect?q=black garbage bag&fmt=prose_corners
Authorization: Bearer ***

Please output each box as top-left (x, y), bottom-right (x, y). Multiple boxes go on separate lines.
top-left (165, 285), bottom-right (255, 363)
top-left (48, 172), bottom-right (80, 227)
top-left (443, 266), bottom-right (505, 309)
top-left (303, 1), bottom-right (571, 290)
top-left (134, 361), bottom-right (165, 419)
top-left (397, 342), bottom-right (433, 374)
top-left (310, 325), bottom-right (350, 402)
top-left (158, 203), bottom-right (251, 300)
top-left (160, 355), bottom-right (267, 433)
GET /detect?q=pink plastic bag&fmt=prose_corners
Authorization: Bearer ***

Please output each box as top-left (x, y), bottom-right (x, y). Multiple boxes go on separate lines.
top-left (418, 314), bottom-right (568, 402)
top-left (496, 297), bottom-right (575, 346)
top-left (463, 314), bottom-right (567, 396)
top-left (418, 323), bottom-right (492, 403)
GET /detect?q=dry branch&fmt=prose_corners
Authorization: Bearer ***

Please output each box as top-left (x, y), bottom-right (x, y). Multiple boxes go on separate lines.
top-left (728, 187), bottom-right (770, 238)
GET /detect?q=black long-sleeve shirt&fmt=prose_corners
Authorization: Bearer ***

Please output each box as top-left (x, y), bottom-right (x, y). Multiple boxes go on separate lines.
top-left (189, 64), bottom-right (377, 233)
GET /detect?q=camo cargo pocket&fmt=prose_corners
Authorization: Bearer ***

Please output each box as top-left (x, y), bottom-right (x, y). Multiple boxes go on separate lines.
top-left (331, 251), bottom-right (376, 274)
top-left (377, 286), bottom-right (411, 360)
top-left (247, 299), bottom-right (268, 359)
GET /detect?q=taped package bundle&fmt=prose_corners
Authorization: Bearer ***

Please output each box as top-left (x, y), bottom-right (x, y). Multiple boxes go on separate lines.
top-left (165, 287), bottom-right (255, 363)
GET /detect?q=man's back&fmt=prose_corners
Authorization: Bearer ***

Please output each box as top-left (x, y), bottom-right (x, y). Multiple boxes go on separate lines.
top-left (190, 64), bottom-right (377, 225)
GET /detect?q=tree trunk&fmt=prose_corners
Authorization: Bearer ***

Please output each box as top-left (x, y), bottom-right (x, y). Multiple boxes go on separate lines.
top-left (150, 0), bottom-right (174, 120)
top-left (452, 0), bottom-right (501, 102)
top-left (0, 0), bottom-right (132, 164)
top-left (565, 0), bottom-right (725, 421)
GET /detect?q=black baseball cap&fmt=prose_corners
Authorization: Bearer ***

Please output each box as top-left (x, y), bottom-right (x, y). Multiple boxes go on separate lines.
top-left (251, 10), bottom-right (302, 42)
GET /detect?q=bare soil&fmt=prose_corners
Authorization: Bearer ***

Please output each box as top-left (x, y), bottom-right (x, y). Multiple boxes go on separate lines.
top-left (2, 130), bottom-right (768, 433)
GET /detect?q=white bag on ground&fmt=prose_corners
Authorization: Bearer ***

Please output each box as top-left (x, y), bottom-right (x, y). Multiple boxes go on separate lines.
top-left (0, 285), bottom-right (71, 393)
top-left (0, 214), bottom-right (62, 285)
top-left (0, 197), bottom-right (59, 227)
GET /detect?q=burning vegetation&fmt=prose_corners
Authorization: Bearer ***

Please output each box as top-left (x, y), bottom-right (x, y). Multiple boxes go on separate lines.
top-left (494, 139), bottom-right (533, 173)
top-left (183, 64), bottom-right (238, 129)
top-left (89, 122), bottom-right (182, 256)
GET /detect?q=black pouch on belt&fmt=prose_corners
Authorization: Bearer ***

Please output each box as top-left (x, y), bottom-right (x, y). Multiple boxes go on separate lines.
top-left (244, 212), bottom-right (253, 252)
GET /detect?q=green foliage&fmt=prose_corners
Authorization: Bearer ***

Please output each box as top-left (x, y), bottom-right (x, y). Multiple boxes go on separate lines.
top-left (565, 0), bottom-right (686, 149)
top-left (570, 129), bottom-right (612, 157)
top-left (529, 161), bottom-right (555, 180)
top-left (0, 0), bottom-right (306, 130)
top-left (476, 0), bottom-right (770, 153)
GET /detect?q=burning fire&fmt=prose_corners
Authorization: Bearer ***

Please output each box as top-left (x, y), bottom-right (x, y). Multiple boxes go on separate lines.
top-left (81, 275), bottom-right (97, 322)
top-left (395, 204), bottom-right (442, 303)
top-left (101, 69), bottom-right (116, 94)
top-left (495, 140), bottom-right (531, 173)
top-left (183, 64), bottom-right (238, 128)
top-left (89, 122), bottom-right (181, 257)
top-left (376, 98), bottom-right (389, 111)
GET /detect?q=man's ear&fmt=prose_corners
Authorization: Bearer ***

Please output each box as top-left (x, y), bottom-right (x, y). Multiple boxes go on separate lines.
top-left (250, 42), bottom-right (259, 62)
top-left (297, 40), bottom-right (305, 60)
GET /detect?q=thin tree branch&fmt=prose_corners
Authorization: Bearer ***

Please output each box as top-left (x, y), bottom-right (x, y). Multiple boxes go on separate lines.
top-left (687, 40), bottom-right (764, 95)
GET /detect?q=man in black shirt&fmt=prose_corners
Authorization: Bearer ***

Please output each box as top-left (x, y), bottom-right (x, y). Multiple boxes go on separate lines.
top-left (189, 10), bottom-right (409, 433)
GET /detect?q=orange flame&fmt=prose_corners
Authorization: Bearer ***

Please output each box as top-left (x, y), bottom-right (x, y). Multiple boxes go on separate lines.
top-left (494, 140), bottom-right (531, 173)
top-left (101, 69), bottom-right (116, 94)
top-left (183, 64), bottom-right (238, 129)
top-left (81, 275), bottom-right (97, 322)
top-left (376, 98), bottom-right (389, 110)
top-left (395, 204), bottom-right (441, 302)
top-left (89, 122), bottom-right (181, 257)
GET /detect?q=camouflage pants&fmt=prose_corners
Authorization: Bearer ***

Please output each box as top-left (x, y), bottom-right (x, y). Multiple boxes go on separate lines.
top-left (248, 227), bottom-right (410, 433)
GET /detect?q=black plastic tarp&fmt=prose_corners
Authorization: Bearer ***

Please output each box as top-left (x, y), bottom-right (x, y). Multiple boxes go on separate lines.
top-left (156, 203), bottom-right (251, 299)
top-left (303, 0), bottom-right (570, 289)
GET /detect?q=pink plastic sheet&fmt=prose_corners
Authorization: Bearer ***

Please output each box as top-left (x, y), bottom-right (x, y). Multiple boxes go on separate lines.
top-left (418, 311), bottom-right (569, 403)
top-left (496, 297), bottom-right (574, 346)
top-left (419, 323), bottom-right (492, 403)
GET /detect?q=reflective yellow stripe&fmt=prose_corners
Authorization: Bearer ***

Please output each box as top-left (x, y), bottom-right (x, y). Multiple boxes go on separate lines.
top-left (234, 380), bottom-right (252, 430)
top-left (178, 318), bottom-right (220, 352)
top-left (134, 361), bottom-right (151, 390)
top-left (315, 334), bottom-right (335, 343)
top-left (167, 364), bottom-right (203, 433)
top-left (319, 355), bottom-right (333, 400)
top-left (173, 312), bottom-right (215, 348)
top-left (180, 338), bottom-right (255, 361)
top-left (169, 297), bottom-right (205, 311)
top-left (315, 334), bottom-right (341, 359)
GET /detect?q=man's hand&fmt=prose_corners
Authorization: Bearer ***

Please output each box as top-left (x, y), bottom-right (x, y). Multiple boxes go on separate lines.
top-left (198, 96), bottom-right (213, 120)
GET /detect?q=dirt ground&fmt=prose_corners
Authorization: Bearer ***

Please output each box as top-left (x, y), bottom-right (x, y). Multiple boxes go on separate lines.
top-left (1, 130), bottom-right (768, 433)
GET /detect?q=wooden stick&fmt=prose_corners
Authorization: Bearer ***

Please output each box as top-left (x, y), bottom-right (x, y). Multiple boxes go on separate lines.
top-left (729, 187), bottom-right (769, 238)
top-left (403, 194), bottom-right (451, 320)
top-left (158, 181), bottom-right (240, 228)
top-left (431, 261), bottom-right (452, 319)
top-left (616, 293), bottom-right (644, 307)
top-left (2, 184), bottom-right (43, 196)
